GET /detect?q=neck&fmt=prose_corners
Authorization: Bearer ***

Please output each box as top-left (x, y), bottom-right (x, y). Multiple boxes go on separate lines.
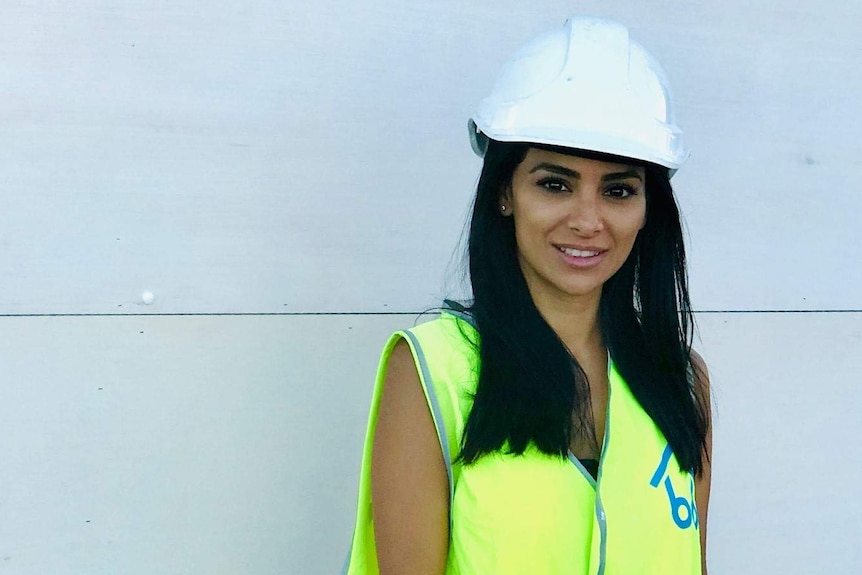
top-left (529, 287), bottom-right (604, 358)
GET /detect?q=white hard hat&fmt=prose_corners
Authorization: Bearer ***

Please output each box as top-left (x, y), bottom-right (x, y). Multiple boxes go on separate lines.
top-left (469, 16), bottom-right (689, 175)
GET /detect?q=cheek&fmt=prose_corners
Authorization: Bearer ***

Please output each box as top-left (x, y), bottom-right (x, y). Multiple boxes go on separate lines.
top-left (512, 218), bottom-right (536, 254)
top-left (515, 195), bottom-right (565, 229)
top-left (513, 209), bottom-right (558, 253)
top-left (629, 199), bottom-right (648, 235)
top-left (511, 215), bottom-right (553, 267)
top-left (615, 209), bottom-right (648, 246)
top-left (638, 197), bottom-right (648, 229)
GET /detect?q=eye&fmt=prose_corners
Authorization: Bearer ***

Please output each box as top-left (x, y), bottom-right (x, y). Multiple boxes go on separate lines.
top-left (536, 177), bottom-right (570, 194)
top-left (603, 183), bottom-right (638, 199)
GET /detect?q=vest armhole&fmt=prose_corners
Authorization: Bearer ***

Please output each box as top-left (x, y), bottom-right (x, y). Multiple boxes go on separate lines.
top-left (343, 324), bottom-right (460, 575)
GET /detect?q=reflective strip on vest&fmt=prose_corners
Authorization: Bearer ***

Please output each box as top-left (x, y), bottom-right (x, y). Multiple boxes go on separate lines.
top-left (343, 311), bottom-right (701, 574)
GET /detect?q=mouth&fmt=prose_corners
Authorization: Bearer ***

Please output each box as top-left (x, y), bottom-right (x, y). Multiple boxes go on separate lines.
top-left (556, 246), bottom-right (605, 258)
top-left (554, 244), bottom-right (608, 269)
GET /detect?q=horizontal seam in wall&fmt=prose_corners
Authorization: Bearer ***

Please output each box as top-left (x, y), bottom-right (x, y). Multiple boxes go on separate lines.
top-left (0, 312), bottom-right (419, 317)
top-left (695, 309), bottom-right (862, 314)
top-left (0, 310), bottom-right (860, 318)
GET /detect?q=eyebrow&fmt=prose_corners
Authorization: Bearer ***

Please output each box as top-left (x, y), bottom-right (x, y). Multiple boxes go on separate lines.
top-left (528, 162), bottom-right (643, 182)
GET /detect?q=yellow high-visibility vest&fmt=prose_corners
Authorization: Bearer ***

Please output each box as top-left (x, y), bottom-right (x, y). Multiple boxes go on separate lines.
top-left (344, 310), bottom-right (701, 574)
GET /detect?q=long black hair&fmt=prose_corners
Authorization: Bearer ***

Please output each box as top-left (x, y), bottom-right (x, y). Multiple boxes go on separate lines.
top-left (457, 139), bottom-right (710, 476)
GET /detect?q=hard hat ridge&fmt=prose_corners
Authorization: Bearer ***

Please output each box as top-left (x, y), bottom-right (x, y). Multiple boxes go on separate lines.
top-left (469, 15), bottom-right (689, 175)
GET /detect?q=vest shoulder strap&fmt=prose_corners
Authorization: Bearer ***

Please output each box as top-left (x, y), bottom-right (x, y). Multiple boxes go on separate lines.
top-left (399, 311), bottom-right (479, 509)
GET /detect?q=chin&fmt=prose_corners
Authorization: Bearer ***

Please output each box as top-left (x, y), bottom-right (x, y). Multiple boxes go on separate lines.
top-left (548, 278), bottom-right (607, 300)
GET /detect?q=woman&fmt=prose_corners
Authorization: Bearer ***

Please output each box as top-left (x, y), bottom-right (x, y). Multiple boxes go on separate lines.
top-left (344, 15), bottom-right (712, 575)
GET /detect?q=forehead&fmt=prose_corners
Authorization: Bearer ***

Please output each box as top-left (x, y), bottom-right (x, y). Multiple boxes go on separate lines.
top-left (518, 147), bottom-right (645, 176)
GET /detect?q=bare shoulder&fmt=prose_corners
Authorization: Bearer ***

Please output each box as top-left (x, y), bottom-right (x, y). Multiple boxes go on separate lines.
top-left (690, 348), bottom-right (713, 572)
top-left (690, 348), bottom-right (711, 400)
top-left (382, 338), bottom-right (424, 401)
top-left (374, 338), bottom-right (437, 469)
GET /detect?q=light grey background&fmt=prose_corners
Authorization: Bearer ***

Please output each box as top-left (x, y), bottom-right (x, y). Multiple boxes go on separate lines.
top-left (0, 1), bottom-right (859, 573)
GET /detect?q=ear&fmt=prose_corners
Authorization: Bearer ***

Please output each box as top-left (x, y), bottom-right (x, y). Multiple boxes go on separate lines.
top-left (498, 183), bottom-right (514, 216)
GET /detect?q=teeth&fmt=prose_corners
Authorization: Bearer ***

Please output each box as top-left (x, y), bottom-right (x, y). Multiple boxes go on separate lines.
top-left (559, 247), bottom-right (600, 257)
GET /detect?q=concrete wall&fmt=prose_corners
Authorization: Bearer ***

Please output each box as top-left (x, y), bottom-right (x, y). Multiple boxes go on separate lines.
top-left (1, 1), bottom-right (859, 573)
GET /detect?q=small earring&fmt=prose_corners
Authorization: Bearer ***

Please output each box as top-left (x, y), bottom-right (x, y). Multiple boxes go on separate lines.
top-left (500, 204), bottom-right (507, 213)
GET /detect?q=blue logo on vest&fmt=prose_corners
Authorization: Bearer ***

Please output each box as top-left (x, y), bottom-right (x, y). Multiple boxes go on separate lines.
top-left (649, 444), bottom-right (699, 530)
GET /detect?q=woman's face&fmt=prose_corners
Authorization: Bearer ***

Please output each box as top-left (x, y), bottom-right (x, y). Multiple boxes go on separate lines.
top-left (502, 148), bottom-right (647, 305)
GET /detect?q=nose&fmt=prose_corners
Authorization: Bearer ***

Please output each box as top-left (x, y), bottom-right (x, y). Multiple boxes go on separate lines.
top-left (567, 193), bottom-right (604, 235)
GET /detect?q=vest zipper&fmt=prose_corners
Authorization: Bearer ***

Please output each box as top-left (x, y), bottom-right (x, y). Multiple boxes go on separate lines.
top-left (593, 353), bottom-right (613, 575)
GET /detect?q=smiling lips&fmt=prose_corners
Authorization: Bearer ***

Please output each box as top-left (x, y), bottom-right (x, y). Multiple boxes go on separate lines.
top-left (558, 246), bottom-right (602, 257)
top-left (555, 244), bottom-right (608, 268)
